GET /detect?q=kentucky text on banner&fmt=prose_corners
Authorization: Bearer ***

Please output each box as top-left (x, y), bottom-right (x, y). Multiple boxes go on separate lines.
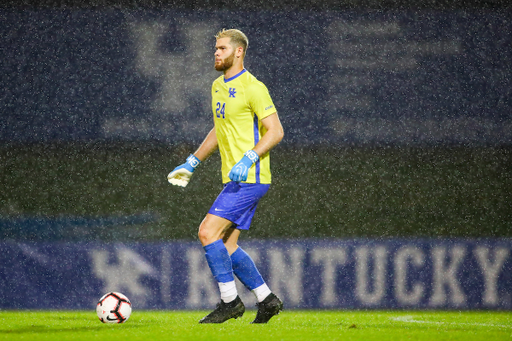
top-left (1, 240), bottom-right (510, 310)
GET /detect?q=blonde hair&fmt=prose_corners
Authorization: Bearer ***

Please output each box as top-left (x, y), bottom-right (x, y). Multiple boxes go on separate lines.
top-left (215, 29), bottom-right (249, 57)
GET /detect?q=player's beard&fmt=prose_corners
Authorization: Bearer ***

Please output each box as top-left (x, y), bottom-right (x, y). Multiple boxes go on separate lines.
top-left (215, 51), bottom-right (235, 72)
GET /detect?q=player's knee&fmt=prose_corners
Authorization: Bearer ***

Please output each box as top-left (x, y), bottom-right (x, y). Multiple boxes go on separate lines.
top-left (197, 227), bottom-right (207, 244)
top-left (198, 225), bottom-right (215, 246)
top-left (197, 215), bottom-right (232, 246)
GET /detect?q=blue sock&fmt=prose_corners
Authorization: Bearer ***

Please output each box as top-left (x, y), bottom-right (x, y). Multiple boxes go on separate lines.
top-left (203, 240), bottom-right (235, 283)
top-left (231, 247), bottom-right (265, 290)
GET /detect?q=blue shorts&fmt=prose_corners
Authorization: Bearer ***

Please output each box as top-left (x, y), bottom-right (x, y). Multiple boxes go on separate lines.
top-left (208, 182), bottom-right (270, 230)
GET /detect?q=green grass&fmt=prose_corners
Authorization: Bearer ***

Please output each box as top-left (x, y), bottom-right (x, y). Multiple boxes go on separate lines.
top-left (0, 310), bottom-right (511, 341)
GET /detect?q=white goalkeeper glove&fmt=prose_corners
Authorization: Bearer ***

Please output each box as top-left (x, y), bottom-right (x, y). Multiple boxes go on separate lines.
top-left (167, 154), bottom-right (201, 187)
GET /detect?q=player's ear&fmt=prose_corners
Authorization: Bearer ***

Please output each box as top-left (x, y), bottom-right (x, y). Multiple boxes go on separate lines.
top-left (236, 46), bottom-right (244, 58)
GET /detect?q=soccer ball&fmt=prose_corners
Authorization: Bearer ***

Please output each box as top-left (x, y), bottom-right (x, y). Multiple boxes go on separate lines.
top-left (96, 292), bottom-right (132, 323)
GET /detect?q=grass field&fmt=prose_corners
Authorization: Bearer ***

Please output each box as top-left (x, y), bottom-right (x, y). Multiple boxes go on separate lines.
top-left (0, 310), bottom-right (511, 341)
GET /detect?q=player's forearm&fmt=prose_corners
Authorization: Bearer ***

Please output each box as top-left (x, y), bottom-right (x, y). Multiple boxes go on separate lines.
top-left (193, 128), bottom-right (218, 162)
top-left (254, 129), bottom-right (283, 156)
top-left (253, 115), bottom-right (284, 157)
top-left (228, 120), bottom-right (283, 182)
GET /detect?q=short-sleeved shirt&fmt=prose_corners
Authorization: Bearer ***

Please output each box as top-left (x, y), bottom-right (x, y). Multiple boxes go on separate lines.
top-left (211, 69), bottom-right (276, 184)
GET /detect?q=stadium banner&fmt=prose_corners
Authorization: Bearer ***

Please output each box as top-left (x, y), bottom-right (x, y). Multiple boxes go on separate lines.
top-left (0, 239), bottom-right (511, 310)
top-left (1, 10), bottom-right (512, 145)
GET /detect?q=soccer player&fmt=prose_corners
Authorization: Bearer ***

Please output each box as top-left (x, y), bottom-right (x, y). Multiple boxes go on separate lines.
top-left (167, 29), bottom-right (284, 324)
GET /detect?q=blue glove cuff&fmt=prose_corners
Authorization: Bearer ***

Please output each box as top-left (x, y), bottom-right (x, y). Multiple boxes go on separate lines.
top-left (185, 154), bottom-right (201, 171)
top-left (244, 150), bottom-right (259, 164)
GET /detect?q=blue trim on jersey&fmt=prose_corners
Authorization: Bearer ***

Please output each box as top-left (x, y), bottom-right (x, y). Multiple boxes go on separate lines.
top-left (253, 114), bottom-right (260, 183)
top-left (224, 69), bottom-right (247, 83)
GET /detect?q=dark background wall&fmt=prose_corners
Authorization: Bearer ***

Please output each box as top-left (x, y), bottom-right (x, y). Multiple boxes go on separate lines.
top-left (1, 3), bottom-right (511, 241)
top-left (2, 0), bottom-right (511, 10)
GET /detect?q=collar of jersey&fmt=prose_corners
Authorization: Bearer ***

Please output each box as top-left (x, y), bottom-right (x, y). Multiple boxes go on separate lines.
top-left (224, 69), bottom-right (247, 83)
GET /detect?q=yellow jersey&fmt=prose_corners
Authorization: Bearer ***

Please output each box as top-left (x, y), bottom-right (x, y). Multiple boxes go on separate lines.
top-left (211, 69), bottom-right (276, 184)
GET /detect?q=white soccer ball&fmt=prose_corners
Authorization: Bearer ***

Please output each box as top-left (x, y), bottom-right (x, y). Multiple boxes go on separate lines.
top-left (96, 292), bottom-right (132, 323)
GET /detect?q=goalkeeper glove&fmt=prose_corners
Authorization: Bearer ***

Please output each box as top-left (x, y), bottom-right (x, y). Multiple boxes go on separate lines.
top-left (167, 154), bottom-right (201, 187)
top-left (228, 150), bottom-right (259, 182)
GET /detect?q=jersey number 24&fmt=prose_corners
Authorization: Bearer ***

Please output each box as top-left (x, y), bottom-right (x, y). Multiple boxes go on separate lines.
top-left (216, 102), bottom-right (226, 119)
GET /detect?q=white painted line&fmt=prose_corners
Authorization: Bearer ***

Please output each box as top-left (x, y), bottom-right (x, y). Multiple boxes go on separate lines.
top-left (390, 316), bottom-right (512, 329)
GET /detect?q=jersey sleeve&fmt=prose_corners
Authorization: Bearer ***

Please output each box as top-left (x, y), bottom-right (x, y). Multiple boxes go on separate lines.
top-left (246, 81), bottom-right (276, 121)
